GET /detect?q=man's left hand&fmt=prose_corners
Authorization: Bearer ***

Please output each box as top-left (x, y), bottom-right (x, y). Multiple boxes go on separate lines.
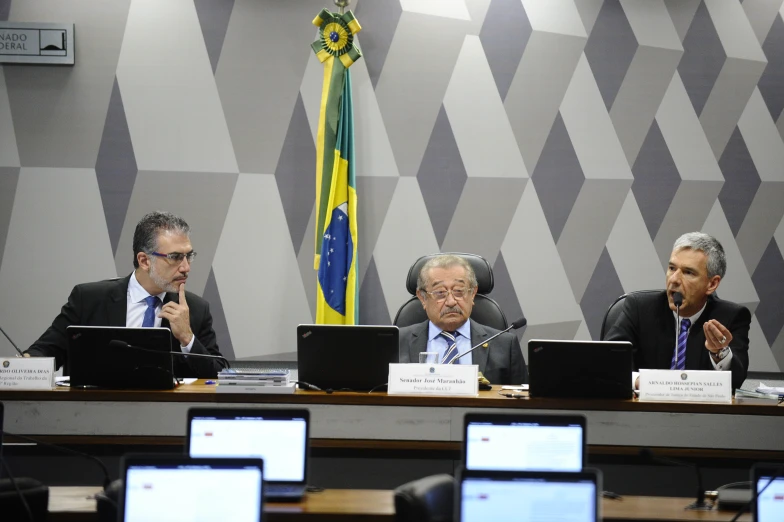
top-left (159, 283), bottom-right (193, 347)
top-left (703, 319), bottom-right (731, 354)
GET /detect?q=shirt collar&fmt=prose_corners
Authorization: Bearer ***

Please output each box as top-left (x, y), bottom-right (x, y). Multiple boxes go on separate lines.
top-left (673, 301), bottom-right (707, 328)
top-left (428, 319), bottom-right (472, 340)
top-left (129, 271), bottom-right (166, 303)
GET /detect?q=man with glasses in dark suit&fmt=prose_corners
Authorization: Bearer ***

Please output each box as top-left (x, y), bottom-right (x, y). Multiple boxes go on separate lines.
top-left (398, 254), bottom-right (527, 385)
top-left (24, 211), bottom-right (226, 378)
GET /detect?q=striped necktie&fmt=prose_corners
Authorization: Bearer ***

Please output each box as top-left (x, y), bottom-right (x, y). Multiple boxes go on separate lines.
top-left (439, 331), bottom-right (459, 364)
top-left (671, 318), bottom-right (691, 370)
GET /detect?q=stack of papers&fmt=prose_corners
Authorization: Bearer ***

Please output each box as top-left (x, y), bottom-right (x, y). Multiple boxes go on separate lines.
top-left (755, 382), bottom-right (784, 396)
top-left (216, 368), bottom-right (295, 394)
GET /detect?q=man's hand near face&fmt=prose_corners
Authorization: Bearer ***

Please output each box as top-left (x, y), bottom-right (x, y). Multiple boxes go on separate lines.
top-left (159, 284), bottom-right (193, 347)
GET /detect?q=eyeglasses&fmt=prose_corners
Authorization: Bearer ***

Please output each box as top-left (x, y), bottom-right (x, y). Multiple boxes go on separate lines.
top-left (149, 251), bottom-right (197, 264)
top-left (424, 287), bottom-right (470, 301)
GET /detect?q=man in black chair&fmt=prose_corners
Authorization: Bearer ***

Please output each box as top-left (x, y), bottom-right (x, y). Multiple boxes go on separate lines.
top-left (398, 254), bottom-right (527, 385)
top-left (24, 211), bottom-right (226, 378)
top-left (605, 232), bottom-right (750, 390)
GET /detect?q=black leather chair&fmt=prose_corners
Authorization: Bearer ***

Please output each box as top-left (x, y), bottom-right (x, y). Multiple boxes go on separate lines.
top-left (0, 477), bottom-right (49, 522)
top-left (393, 474), bottom-right (454, 522)
top-left (393, 253), bottom-right (508, 331)
top-left (599, 290), bottom-right (663, 340)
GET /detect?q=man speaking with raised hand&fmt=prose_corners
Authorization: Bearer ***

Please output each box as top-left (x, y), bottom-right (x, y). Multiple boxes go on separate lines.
top-left (605, 232), bottom-right (750, 390)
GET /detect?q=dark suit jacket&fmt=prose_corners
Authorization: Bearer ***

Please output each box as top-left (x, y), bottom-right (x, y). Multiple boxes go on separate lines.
top-left (605, 291), bottom-right (750, 389)
top-left (25, 275), bottom-right (226, 378)
top-left (398, 319), bottom-right (528, 385)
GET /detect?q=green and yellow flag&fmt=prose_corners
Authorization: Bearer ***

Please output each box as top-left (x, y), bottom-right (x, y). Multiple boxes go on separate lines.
top-left (311, 8), bottom-right (361, 324)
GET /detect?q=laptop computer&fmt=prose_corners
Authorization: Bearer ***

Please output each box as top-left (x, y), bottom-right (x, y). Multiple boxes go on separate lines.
top-left (528, 339), bottom-right (634, 399)
top-left (463, 413), bottom-right (586, 472)
top-left (456, 467), bottom-right (601, 522)
top-left (187, 408), bottom-right (309, 501)
top-left (119, 455), bottom-right (264, 522)
top-left (296, 324), bottom-right (399, 391)
top-left (753, 463), bottom-right (784, 522)
top-left (66, 326), bottom-right (174, 390)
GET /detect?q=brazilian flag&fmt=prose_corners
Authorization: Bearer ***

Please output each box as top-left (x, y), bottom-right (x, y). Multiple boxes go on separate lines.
top-left (312, 8), bottom-right (361, 324)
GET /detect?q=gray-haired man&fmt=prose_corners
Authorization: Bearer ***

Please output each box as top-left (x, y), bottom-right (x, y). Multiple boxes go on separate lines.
top-left (398, 254), bottom-right (527, 385)
top-left (606, 232), bottom-right (750, 389)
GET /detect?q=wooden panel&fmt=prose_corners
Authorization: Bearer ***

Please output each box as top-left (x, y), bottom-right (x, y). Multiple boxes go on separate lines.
top-left (1, 385), bottom-right (781, 415)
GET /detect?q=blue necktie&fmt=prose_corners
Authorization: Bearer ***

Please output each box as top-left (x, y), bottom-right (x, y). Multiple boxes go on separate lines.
top-left (142, 295), bottom-right (161, 328)
top-left (439, 331), bottom-right (459, 364)
top-left (671, 318), bottom-right (691, 370)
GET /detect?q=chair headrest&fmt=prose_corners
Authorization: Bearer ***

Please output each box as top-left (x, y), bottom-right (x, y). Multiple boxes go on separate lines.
top-left (405, 253), bottom-right (494, 295)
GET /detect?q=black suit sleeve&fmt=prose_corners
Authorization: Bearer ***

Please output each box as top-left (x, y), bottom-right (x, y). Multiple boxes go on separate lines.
top-left (723, 304), bottom-right (751, 390)
top-left (173, 298), bottom-right (227, 379)
top-left (25, 284), bottom-right (83, 370)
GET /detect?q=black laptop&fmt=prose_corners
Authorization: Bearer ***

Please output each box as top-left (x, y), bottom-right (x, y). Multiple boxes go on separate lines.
top-left (119, 455), bottom-right (263, 522)
top-left (528, 339), bottom-right (634, 399)
top-left (456, 467), bottom-right (601, 522)
top-left (463, 413), bottom-right (586, 472)
top-left (753, 463), bottom-right (784, 522)
top-left (187, 408), bottom-right (309, 501)
top-left (296, 324), bottom-right (399, 391)
top-left (66, 326), bottom-right (174, 389)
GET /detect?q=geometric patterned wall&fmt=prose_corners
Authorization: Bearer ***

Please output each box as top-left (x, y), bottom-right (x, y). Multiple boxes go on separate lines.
top-left (0, 0), bottom-right (782, 371)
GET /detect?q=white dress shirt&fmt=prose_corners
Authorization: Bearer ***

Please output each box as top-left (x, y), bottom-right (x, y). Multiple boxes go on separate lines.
top-left (127, 272), bottom-right (194, 352)
top-left (426, 320), bottom-right (473, 365)
top-left (673, 304), bottom-right (732, 371)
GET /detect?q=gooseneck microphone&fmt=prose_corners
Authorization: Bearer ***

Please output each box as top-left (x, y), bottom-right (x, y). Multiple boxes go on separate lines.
top-left (107, 340), bottom-right (231, 369)
top-left (449, 317), bottom-right (527, 364)
top-left (672, 292), bottom-right (683, 369)
top-left (639, 448), bottom-right (709, 510)
top-left (0, 325), bottom-right (26, 357)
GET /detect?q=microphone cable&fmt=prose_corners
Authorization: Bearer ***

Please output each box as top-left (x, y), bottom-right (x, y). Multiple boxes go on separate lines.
top-left (729, 463), bottom-right (784, 522)
top-left (0, 325), bottom-right (26, 357)
top-left (2, 431), bottom-right (112, 489)
top-left (0, 454), bottom-right (34, 522)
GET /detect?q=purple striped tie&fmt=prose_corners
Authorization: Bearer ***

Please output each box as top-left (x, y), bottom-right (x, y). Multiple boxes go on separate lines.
top-left (439, 331), bottom-right (459, 364)
top-left (671, 318), bottom-right (691, 370)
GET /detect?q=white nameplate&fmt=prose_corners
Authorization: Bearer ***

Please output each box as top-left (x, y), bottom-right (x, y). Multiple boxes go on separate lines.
top-left (638, 369), bottom-right (731, 403)
top-left (387, 363), bottom-right (478, 397)
top-left (0, 357), bottom-right (56, 390)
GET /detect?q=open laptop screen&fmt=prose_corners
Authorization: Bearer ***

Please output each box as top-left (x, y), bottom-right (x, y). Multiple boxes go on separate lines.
top-left (458, 469), bottom-right (598, 522)
top-left (464, 413), bottom-right (586, 472)
top-left (754, 465), bottom-right (784, 522)
top-left (121, 457), bottom-right (263, 522)
top-left (188, 408), bottom-right (308, 483)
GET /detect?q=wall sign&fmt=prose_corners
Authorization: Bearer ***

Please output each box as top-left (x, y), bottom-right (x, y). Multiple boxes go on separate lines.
top-left (0, 22), bottom-right (74, 65)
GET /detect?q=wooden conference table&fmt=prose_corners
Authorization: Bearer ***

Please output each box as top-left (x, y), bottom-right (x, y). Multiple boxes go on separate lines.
top-left (49, 486), bottom-right (752, 522)
top-left (1, 381), bottom-right (782, 456)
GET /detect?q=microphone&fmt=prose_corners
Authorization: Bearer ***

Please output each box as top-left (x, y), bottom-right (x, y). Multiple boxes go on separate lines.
top-left (107, 340), bottom-right (230, 369)
top-left (639, 448), bottom-right (709, 510)
top-left (449, 317), bottom-right (527, 364)
top-left (672, 292), bottom-right (683, 369)
top-left (0, 325), bottom-right (25, 357)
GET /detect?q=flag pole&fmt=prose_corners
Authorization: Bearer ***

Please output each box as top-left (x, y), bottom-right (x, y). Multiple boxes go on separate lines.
top-left (334, 0), bottom-right (350, 15)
